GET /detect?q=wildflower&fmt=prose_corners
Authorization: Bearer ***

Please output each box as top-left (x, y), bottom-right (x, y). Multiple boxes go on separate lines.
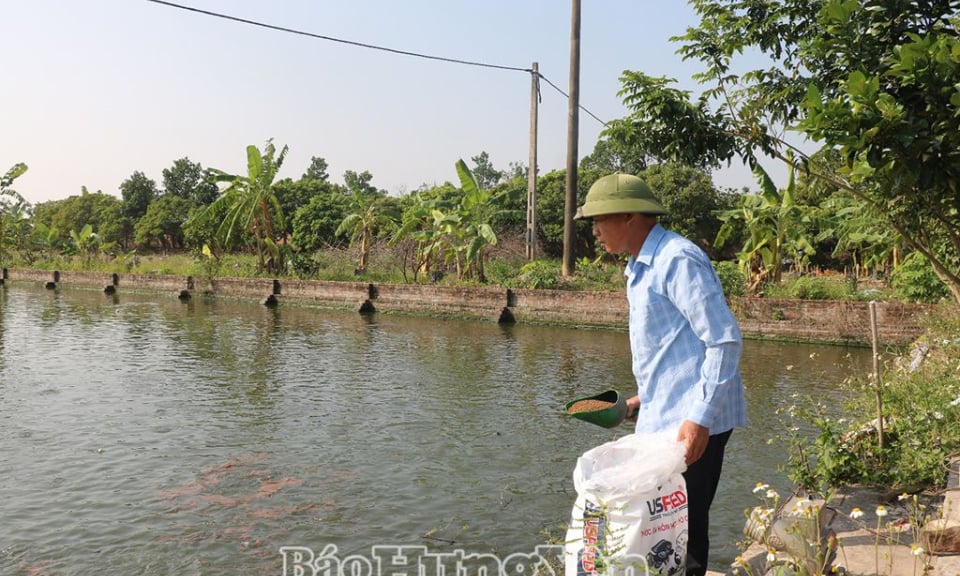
top-left (786, 364), bottom-right (794, 370)
top-left (911, 544), bottom-right (924, 557)
top-left (766, 489), bottom-right (778, 499)
top-left (876, 505), bottom-right (888, 518)
top-left (753, 482), bottom-right (769, 494)
top-left (766, 548), bottom-right (777, 563)
top-left (733, 556), bottom-right (746, 568)
top-left (898, 493), bottom-right (910, 502)
top-left (809, 352), bottom-right (817, 359)
top-left (850, 507), bottom-right (864, 519)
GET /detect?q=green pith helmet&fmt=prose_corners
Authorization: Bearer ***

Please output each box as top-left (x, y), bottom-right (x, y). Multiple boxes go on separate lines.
top-left (575, 173), bottom-right (668, 219)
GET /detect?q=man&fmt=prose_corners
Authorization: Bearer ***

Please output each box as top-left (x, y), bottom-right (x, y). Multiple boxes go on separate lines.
top-left (576, 173), bottom-right (747, 576)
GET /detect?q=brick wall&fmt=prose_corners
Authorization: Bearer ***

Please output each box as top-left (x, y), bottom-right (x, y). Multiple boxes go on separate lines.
top-left (3, 268), bottom-right (928, 345)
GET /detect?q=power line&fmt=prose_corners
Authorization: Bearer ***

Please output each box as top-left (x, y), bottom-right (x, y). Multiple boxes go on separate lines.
top-left (537, 74), bottom-right (608, 127)
top-left (144, 0), bottom-right (608, 126)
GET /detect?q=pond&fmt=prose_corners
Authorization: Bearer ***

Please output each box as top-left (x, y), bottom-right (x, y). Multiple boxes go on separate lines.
top-left (0, 282), bottom-right (873, 574)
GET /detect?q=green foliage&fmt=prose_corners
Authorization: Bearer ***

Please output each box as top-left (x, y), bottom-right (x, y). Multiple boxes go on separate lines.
top-left (302, 156), bottom-right (330, 182)
top-left (469, 151), bottom-right (504, 190)
top-left (713, 260), bottom-right (745, 297)
top-left (715, 161), bottom-right (817, 288)
top-left (290, 187), bottom-right (351, 252)
top-left (275, 177), bottom-right (340, 238)
top-left (390, 161), bottom-right (519, 282)
top-left (205, 139), bottom-right (289, 274)
top-left (777, 397), bottom-right (868, 494)
top-left (765, 275), bottom-right (856, 301)
top-left (510, 259), bottom-right (562, 290)
top-left (533, 169), bottom-right (597, 259)
top-left (640, 163), bottom-right (734, 256)
top-left (609, 0), bottom-right (960, 304)
top-left (32, 189), bottom-right (129, 249)
top-left (1, 163), bottom-right (30, 266)
top-left (119, 171), bottom-right (159, 221)
top-left (891, 252), bottom-right (949, 303)
top-left (335, 172), bottom-right (396, 274)
top-left (777, 310), bottom-right (960, 491)
top-left (162, 157), bottom-right (218, 206)
top-left (579, 136), bottom-right (649, 175)
top-left (134, 194), bottom-right (196, 250)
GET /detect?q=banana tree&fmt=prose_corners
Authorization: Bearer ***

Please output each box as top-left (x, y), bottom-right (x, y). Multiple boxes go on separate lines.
top-left (815, 193), bottom-right (902, 279)
top-left (1, 163), bottom-right (29, 267)
top-left (453, 159), bottom-right (500, 281)
top-left (335, 189), bottom-right (396, 274)
top-left (390, 192), bottom-right (458, 282)
top-left (207, 140), bottom-right (288, 274)
top-left (715, 160), bottom-right (816, 289)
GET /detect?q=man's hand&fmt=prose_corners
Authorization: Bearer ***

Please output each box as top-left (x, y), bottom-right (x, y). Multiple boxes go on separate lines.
top-left (677, 420), bottom-right (709, 465)
top-left (625, 395), bottom-right (640, 423)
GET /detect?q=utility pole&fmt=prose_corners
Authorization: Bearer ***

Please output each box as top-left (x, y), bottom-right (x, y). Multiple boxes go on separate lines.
top-left (562, 0), bottom-right (581, 277)
top-left (526, 62), bottom-right (540, 261)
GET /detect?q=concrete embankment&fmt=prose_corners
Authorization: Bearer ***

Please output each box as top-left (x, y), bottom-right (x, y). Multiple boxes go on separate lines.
top-left (1, 268), bottom-right (929, 346)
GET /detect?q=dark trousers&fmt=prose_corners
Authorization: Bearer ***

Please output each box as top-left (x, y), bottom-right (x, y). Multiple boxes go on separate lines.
top-left (682, 430), bottom-right (732, 576)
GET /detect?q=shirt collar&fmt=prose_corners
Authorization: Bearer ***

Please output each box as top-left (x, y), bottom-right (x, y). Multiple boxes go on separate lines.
top-left (625, 223), bottom-right (666, 277)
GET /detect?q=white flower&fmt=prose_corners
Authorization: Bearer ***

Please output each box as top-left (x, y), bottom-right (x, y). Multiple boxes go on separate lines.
top-left (850, 507), bottom-right (864, 519)
top-left (876, 505), bottom-right (888, 518)
top-left (766, 489), bottom-right (779, 499)
top-left (753, 483), bottom-right (769, 494)
top-left (766, 549), bottom-right (777, 563)
top-left (911, 544), bottom-right (924, 556)
top-left (898, 493), bottom-right (910, 502)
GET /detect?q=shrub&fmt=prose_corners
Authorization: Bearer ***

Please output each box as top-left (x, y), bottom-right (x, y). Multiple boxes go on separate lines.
top-left (765, 275), bottom-right (855, 300)
top-left (891, 252), bottom-right (949, 303)
top-left (777, 308), bottom-right (960, 491)
top-left (510, 260), bottom-right (561, 290)
top-left (713, 260), bottom-right (745, 297)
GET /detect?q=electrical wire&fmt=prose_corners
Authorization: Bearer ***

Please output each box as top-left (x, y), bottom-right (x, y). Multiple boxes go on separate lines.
top-left (537, 74), bottom-right (608, 127)
top-left (144, 0), bottom-right (608, 126)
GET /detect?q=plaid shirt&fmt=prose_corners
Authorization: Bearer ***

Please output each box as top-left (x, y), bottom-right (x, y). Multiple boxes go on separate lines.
top-left (624, 224), bottom-right (747, 435)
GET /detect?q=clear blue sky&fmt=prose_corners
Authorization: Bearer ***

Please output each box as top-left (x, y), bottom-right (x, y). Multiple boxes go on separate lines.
top-left (3, 0), bottom-right (770, 205)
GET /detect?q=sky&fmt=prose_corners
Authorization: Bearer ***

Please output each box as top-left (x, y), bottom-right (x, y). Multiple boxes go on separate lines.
top-left (3, 0), bottom-right (778, 205)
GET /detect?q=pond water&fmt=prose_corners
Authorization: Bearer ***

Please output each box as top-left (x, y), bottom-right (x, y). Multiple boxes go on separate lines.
top-left (0, 282), bottom-right (873, 574)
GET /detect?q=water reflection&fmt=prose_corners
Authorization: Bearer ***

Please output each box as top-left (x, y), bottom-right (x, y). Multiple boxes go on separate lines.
top-left (0, 283), bottom-right (874, 573)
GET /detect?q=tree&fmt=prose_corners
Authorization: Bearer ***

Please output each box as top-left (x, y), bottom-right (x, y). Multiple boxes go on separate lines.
top-left (205, 139), bottom-right (289, 274)
top-left (534, 169), bottom-right (603, 259)
top-left (32, 188), bottom-right (128, 249)
top-left (1, 163), bottom-right (30, 265)
top-left (343, 170), bottom-right (380, 196)
top-left (336, 171), bottom-right (395, 273)
top-left (470, 151), bottom-right (504, 190)
top-left (119, 171), bottom-right (159, 221)
top-left (135, 194), bottom-right (196, 250)
top-left (290, 186), bottom-right (351, 252)
top-left (452, 159), bottom-right (503, 281)
top-left (639, 163), bottom-right (736, 257)
top-left (607, 0), bottom-right (960, 303)
top-left (715, 162), bottom-right (817, 289)
top-left (273, 177), bottom-right (332, 238)
top-left (162, 157), bottom-right (219, 205)
top-left (579, 137), bottom-right (650, 175)
top-left (302, 156), bottom-right (330, 182)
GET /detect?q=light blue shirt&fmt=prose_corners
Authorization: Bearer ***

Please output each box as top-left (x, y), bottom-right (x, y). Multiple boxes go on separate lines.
top-left (625, 224), bottom-right (747, 435)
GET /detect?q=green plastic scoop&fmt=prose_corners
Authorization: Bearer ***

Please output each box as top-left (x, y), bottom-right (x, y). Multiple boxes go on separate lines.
top-left (564, 389), bottom-right (628, 428)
